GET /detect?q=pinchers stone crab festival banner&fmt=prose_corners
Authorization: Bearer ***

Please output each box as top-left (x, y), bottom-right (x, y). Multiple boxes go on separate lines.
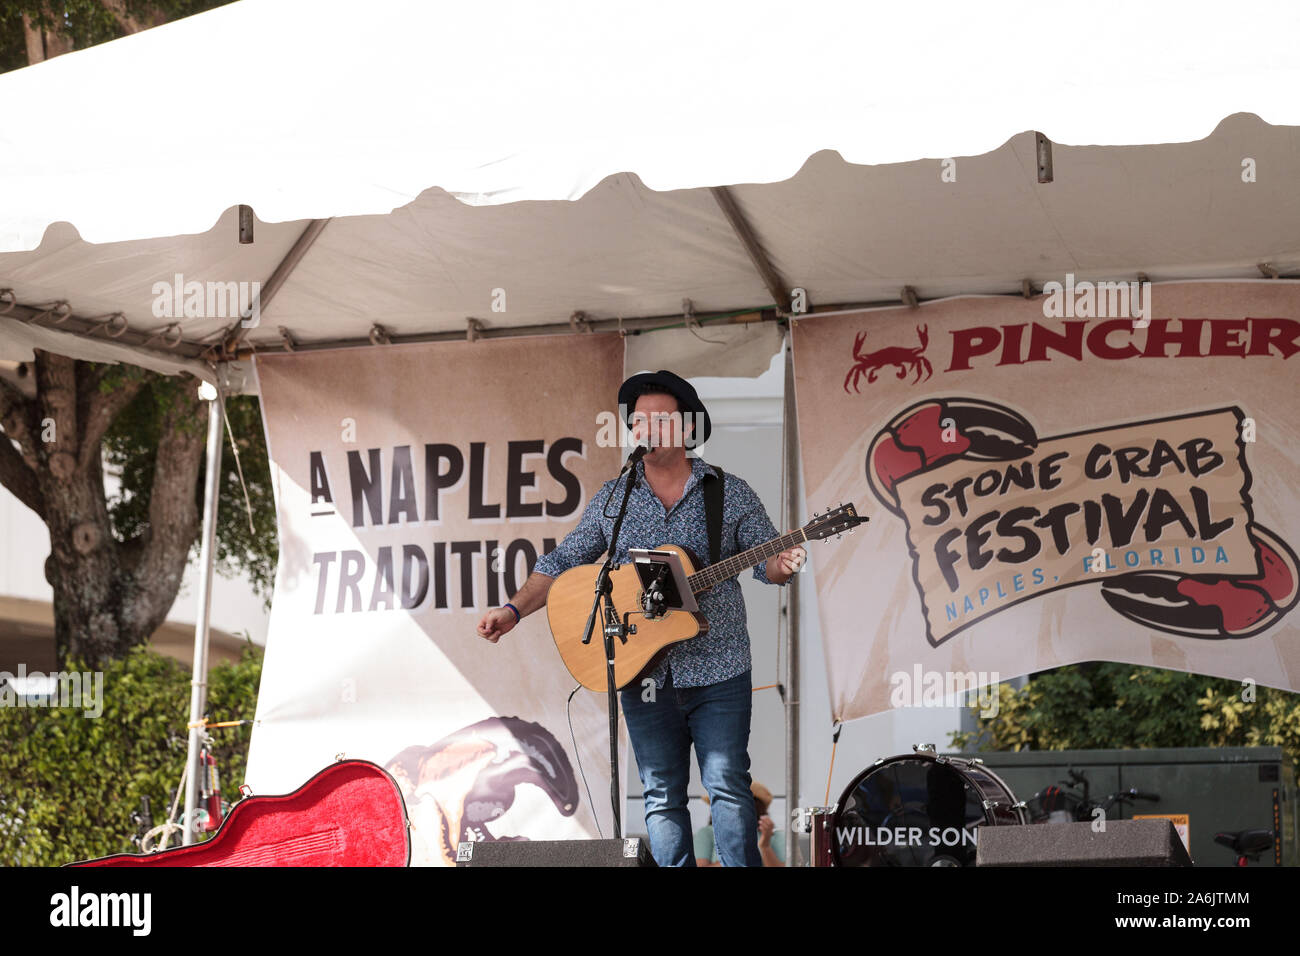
top-left (791, 281), bottom-right (1300, 722)
top-left (245, 335), bottom-right (626, 864)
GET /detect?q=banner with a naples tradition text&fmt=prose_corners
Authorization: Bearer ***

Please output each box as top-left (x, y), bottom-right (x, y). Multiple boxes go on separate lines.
top-left (246, 335), bottom-right (625, 864)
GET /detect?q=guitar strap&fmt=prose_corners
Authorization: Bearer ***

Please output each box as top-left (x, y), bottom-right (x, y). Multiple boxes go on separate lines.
top-left (703, 463), bottom-right (725, 566)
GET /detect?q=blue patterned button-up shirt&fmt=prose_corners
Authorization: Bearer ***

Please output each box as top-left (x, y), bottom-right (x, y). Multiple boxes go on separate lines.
top-left (533, 455), bottom-right (785, 688)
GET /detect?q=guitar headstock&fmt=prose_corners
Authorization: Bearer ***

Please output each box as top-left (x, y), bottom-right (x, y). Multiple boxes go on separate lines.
top-left (803, 503), bottom-right (868, 542)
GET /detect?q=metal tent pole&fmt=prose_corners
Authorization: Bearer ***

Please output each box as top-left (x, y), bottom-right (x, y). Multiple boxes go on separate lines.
top-left (182, 382), bottom-right (224, 845)
top-left (782, 337), bottom-right (802, 866)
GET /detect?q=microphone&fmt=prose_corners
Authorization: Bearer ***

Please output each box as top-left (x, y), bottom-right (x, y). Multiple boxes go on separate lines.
top-left (642, 564), bottom-right (669, 615)
top-left (620, 442), bottom-right (651, 475)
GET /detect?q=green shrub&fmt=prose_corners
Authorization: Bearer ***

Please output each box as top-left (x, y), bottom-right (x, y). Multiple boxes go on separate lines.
top-left (0, 642), bottom-right (261, 866)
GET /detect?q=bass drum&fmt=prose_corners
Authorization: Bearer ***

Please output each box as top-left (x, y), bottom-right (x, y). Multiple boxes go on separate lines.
top-left (831, 752), bottom-right (1027, 867)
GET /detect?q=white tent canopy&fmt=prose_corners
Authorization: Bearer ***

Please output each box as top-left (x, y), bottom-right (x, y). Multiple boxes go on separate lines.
top-left (5, 0), bottom-right (1300, 247)
top-left (2, 0), bottom-right (1300, 382)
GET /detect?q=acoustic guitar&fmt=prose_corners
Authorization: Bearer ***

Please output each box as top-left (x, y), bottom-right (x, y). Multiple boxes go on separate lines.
top-left (546, 504), bottom-right (866, 692)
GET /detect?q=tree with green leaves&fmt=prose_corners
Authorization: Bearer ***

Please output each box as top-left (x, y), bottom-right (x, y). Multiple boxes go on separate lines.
top-left (1, 356), bottom-right (276, 669)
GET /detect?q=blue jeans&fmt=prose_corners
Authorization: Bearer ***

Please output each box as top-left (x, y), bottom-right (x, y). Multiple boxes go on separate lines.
top-left (620, 668), bottom-right (760, 867)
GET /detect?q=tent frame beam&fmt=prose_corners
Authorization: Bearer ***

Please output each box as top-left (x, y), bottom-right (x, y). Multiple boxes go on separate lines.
top-left (13, 268), bottom-right (1295, 370)
top-left (710, 186), bottom-right (795, 314)
top-left (0, 299), bottom-right (210, 360)
top-left (220, 218), bottom-right (331, 357)
top-left (232, 307), bottom-right (790, 357)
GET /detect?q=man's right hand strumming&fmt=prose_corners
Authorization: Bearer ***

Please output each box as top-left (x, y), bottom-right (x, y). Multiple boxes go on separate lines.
top-left (476, 607), bottom-right (518, 643)
top-left (475, 571), bottom-right (554, 643)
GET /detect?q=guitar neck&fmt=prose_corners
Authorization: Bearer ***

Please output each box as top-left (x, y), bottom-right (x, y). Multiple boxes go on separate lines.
top-left (687, 528), bottom-right (809, 592)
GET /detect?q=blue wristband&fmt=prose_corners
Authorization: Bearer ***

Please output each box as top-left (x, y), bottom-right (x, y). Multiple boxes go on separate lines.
top-left (503, 602), bottom-right (520, 623)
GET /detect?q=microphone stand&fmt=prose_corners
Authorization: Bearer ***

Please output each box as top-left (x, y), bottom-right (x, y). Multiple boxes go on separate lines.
top-left (580, 451), bottom-right (643, 840)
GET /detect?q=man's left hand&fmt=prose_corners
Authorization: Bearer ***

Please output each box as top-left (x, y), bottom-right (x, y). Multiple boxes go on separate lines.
top-left (776, 542), bottom-right (806, 576)
top-left (768, 537), bottom-right (806, 583)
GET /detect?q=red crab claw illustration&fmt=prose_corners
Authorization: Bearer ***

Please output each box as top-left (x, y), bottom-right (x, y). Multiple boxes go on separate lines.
top-left (866, 398), bottom-right (1037, 516)
top-left (1100, 525), bottom-right (1300, 638)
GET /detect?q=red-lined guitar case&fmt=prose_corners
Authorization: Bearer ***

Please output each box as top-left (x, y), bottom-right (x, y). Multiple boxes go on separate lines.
top-left (69, 759), bottom-right (410, 867)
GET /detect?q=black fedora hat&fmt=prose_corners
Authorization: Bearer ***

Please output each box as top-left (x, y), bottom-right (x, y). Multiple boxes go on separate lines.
top-left (618, 370), bottom-right (711, 447)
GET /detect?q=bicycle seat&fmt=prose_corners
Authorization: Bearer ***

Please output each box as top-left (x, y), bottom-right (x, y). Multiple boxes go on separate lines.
top-left (1213, 829), bottom-right (1273, 855)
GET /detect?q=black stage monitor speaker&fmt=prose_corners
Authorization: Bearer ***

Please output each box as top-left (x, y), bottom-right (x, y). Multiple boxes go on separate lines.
top-left (455, 838), bottom-right (657, 867)
top-left (976, 819), bottom-right (1193, 867)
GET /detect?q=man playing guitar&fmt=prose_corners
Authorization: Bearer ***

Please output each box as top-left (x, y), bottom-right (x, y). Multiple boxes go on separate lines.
top-left (476, 370), bottom-right (805, 866)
